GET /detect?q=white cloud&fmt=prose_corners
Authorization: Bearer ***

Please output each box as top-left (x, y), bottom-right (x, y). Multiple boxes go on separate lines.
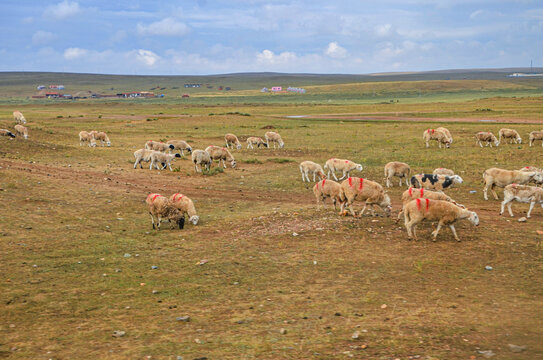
top-left (32, 31), bottom-right (56, 45)
top-left (137, 18), bottom-right (190, 37)
top-left (325, 42), bottom-right (347, 59)
top-left (134, 49), bottom-right (160, 66)
top-left (375, 24), bottom-right (393, 37)
top-left (256, 50), bottom-right (297, 65)
top-left (64, 47), bottom-right (87, 60)
top-left (44, 1), bottom-right (81, 20)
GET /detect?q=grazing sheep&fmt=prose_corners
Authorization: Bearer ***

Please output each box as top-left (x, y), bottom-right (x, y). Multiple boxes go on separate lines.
top-left (149, 152), bottom-right (181, 171)
top-left (529, 130), bottom-right (543, 147)
top-left (436, 127), bottom-right (453, 143)
top-left (79, 131), bottom-right (96, 147)
top-left (384, 161), bottom-right (411, 187)
top-left (423, 129), bottom-right (451, 148)
top-left (224, 133), bottom-right (242, 150)
top-left (410, 174), bottom-right (463, 191)
top-left (265, 131), bottom-right (284, 148)
top-left (14, 124), bottom-right (28, 139)
top-left (170, 193), bottom-right (200, 225)
top-left (246, 136), bottom-right (268, 149)
top-left (339, 177), bottom-right (392, 217)
top-left (500, 184), bottom-right (543, 218)
top-left (146, 193), bottom-right (184, 230)
top-left (313, 179), bottom-right (343, 210)
top-left (498, 128), bottom-right (522, 144)
top-left (475, 131), bottom-right (500, 147)
top-left (404, 199), bottom-right (479, 242)
top-left (324, 158), bottom-right (363, 181)
top-left (205, 145), bottom-right (237, 168)
top-left (145, 140), bottom-right (175, 152)
top-left (520, 166), bottom-right (543, 186)
top-left (0, 129), bottom-right (16, 138)
top-left (396, 187), bottom-right (464, 223)
top-left (89, 131), bottom-right (110, 146)
top-left (133, 148), bottom-right (157, 169)
top-left (13, 111), bottom-right (26, 124)
top-left (433, 168), bottom-right (455, 176)
top-left (191, 149), bottom-right (212, 172)
top-left (300, 160), bottom-right (326, 182)
top-left (482, 168), bottom-right (543, 200)
top-left (167, 139), bottom-right (192, 156)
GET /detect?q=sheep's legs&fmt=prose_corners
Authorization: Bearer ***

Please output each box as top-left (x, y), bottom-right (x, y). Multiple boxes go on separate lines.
top-left (527, 201), bottom-right (536, 218)
top-left (449, 224), bottom-right (460, 241)
top-left (490, 185), bottom-right (499, 200)
top-left (500, 197), bottom-right (514, 216)
top-left (331, 171), bottom-right (339, 181)
top-left (300, 168), bottom-right (306, 182)
top-left (431, 222), bottom-right (444, 240)
top-left (312, 172), bottom-right (316, 182)
top-left (149, 213), bottom-right (156, 229)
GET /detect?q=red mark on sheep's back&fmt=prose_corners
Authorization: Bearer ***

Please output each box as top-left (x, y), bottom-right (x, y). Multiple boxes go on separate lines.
top-left (425, 198), bottom-right (429, 210)
top-left (416, 198), bottom-right (421, 210)
top-left (359, 178), bottom-right (364, 191)
top-left (322, 179), bottom-right (326, 187)
top-left (420, 188), bottom-right (424, 197)
top-left (148, 194), bottom-right (161, 202)
top-left (409, 187), bottom-right (413, 196)
top-left (348, 177), bottom-right (353, 187)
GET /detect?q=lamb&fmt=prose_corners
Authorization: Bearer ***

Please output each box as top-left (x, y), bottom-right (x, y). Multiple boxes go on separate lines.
top-left (246, 136), bottom-right (268, 149)
top-left (324, 158), bottom-right (363, 181)
top-left (265, 131), bottom-right (284, 148)
top-left (498, 128), bottom-right (522, 144)
top-left (529, 130), bottom-right (543, 147)
top-left (145, 140), bottom-right (175, 152)
top-left (410, 174), bottom-right (463, 191)
top-left (205, 145), bottom-right (236, 168)
top-left (167, 139), bottom-right (192, 156)
top-left (313, 179), bottom-right (343, 210)
top-left (13, 111), bottom-right (26, 124)
top-left (433, 168), bottom-right (455, 176)
top-left (191, 149), bottom-right (212, 172)
top-left (89, 131), bottom-right (111, 146)
top-left (79, 131), bottom-right (96, 147)
top-left (384, 161), bottom-right (411, 187)
top-left (404, 199), bottom-right (479, 242)
top-left (0, 129), bottom-right (16, 138)
top-left (500, 184), bottom-right (543, 218)
top-left (396, 187), bottom-right (464, 223)
top-left (436, 127), bottom-right (453, 143)
top-left (482, 168), bottom-right (543, 200)
top-left (133, 148), bottom-right (157, 169)
top-left (423, 129), bottom-right (451, 148)
top-left (224, 133), bottom-right (242, 150)
top-left (170, 193), bottom-right (200, 225)
top-left (149, 151), bottom-right (181, 171)
top-left (300, 160), bottom-right (326, 182)
top-left (14, 124), bottom-right (28, 139)
top-left (339, 177), bottom-right (392, 217)
top-left (475, 131), bottom-right (500, 147)
top-left (146, 193), bottom-right (184, 230)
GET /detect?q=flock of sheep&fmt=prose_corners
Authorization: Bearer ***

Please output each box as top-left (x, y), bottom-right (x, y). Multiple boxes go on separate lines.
top-left (424, 126), bottom-right (543, 148)
top-left (0, 111), bottom-right (29, 139)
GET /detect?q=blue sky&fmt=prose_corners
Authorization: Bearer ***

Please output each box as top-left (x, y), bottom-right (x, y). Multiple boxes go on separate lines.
top-left (0, 0), bottom-right (542, 75)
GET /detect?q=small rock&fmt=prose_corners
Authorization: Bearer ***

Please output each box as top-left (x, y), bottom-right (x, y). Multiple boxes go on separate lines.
top-left (478, 350), bottom-right (495, 358)
top-left (123, 253), bottom-right (131, 258)
top-left (194, 338), bottom-right (202, 344)
top-left (151, 266), bottom-right (158, 270)
top-left (380, 304), bottom-right (388, 309)
top-left (508, 344), bottom-right (526, 353)
top-left (469, 190), bottom-right (477, 193)
top-left (176, 356), bottom-right (183, 360)
top-left (115, 269), bottom-right (121, 273)
top-left (279, 328), bottom-right (287, 334)
top-left (352, 331), bottom-right (361, 339)
top-left (518, 217), bottom-right (527, 222)
top-left (196, 259), bottom-right (208, 265)
top-left (485, 266), bottom-right (493, 271)
top-left (334, 312), bottom-right (341, 316)
top-left (536, 230), bottom-right (543, 235)
top-left (152, 290), bottom-right (159, 294)
top-left (112, 330), bottom-right (126, 338)
top-left (176, 316), bottom-right (191, 322)
top-left (292, 232), bottom-right (299, 236)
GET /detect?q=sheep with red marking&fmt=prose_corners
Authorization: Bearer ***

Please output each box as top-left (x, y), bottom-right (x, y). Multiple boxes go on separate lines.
top-left (79, 131), bottom-right (96, 147)
top-left (384, 161), bottom-right (411, 187)
top-left (500, 184), bottom-right (543, 218)
top-left (265, 131), bottom-right (284, 148)
top-left (519, 166), bottom-right (543, 186)
top-left (167, 140), bottom-right (192, 156)
top-left (300, 160), bottom-right (325, 182)
top-left (13, 111), bottom-right (26, 124)
top-left (246, 136), bottom-right (268, 149)
top-left (396, 187), bottom-right (464, 222)
top-left (146, 193), bottom-right (184, 230)
top-left (410, 174), bottom-right (463, 191)
top-left (475, 131), bottom-right (499, 147)
top-left (14, 125), bottom-right (28, 139)
top-left (433, 168), bottom-right (455, 176)
top-left (224, 133), bottom-right (242, 150)
top-left (324, 158), bottom-right (363, 181)
top-left (313, 179), bottom-right (343, 210)
top-left (423, 129), bottom-right (451, 148)
top-left (145, 140), bottom-right (175, 152)
top-left (482, 168), bottom-right (543, 200)
top-left (205, 145), bottom-right (236, 168)
top-left (498, 128), bottom-right (522, 144)
top-left (169, 193), bottom-right (199, 225)
top-left (436, 127), bottom-right (453, 143)
top-left (404, 199), bottom-right (479, 242)
top-left (529, 130), bottom-right (543, 147)
top-left (339, 177), bottom-right (391, 217)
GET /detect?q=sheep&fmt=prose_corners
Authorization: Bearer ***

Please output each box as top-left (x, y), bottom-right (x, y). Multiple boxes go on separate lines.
top-left (145, 140), bottom-right (175, 152)
top-left (146, 193), bottom-right (184, 230)
top-left (300, 160), bottom-right (326, 182)
top-left (14, 124), bottom-right (28, 139)
top-left (313, 179), bottom-right (343, 210)
top-left (500, 184), bottom-right (543, 218)
top-left (13, 111), bottom-right (26, 124)
top-left (384, 161), bottom-right (411, 187)
top-left (475, 131), bottom-right (499, 147)
top-left (133, 148), bottom-right (157, 169)
top-left (169, 193), bottom-right (200, 225)
top-left (79, 131), bottom-right (96, 147)
top-left (482, 168), bottom-right (543, 200)
top-left (396, 187), bottom-right (464, 223)
top-left (205, 145), bottom-right (236, 169)
top-left (519, 166), bottom-right (543, 186)
top-left (93, 131), bottom-right (111, 146)
top-left (339, 177), bottom-right (392, 217)
top-left (246, 136), bottom-right (268, 149)
top-left (167, 139), bottom-right (192, 156)
top-left (324, 158), bottom-right (363, 181)
top-left (265, 131), bottom-right (284, 148)
top-left (224, 133), bottom-right (242, 150)
top-left (498, 128), bottom-right (522, 144)
top-left (529, 130), bottom-right (543, 147)
top-left (423, 129), bottom-right (451, 148)
top-left (410, 174), bottom-right (463, 191)
top-left (0, 129), bottom-right (16, 138)
top-left (436, 127), bottom-right (453, 143)
top-left (191, 149), bottom-right (212, 172)
top-left (433, 168), bottom-right (455, 176)
top-left (149, 151), bottom-right (181, 171)
top-left (404, 199), bottom-right (479, 242)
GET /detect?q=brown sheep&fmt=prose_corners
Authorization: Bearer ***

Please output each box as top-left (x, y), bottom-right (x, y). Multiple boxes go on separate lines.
top-left (384, 161), bottom-right (411, 187)
top-left (313, 179), bottom-right (343, 210)
top-left (339, 177), bottom-right (391, 217)
top-left (170, 193), bottom-right (199, 225)
top-left (482, 168), bottom-right (543, 200)
top-left (475, 131), bottom-right (499, 147)
top-left (146, 193), bottom-right (184, 230)
top-left (224, 133), bottom-right (242, 150)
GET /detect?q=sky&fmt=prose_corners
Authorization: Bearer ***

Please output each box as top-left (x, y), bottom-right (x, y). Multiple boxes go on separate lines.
top-left (0, 0), bottom-right (542, 75)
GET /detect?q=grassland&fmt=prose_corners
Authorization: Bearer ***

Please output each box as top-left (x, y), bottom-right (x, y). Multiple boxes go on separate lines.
top-left (0, 73), bottom-right (543, 359)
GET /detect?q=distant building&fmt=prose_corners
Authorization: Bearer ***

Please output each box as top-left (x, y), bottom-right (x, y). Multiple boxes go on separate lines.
top-left (261, 87), bottom-right (269, 92)
top-left (287, 87), bottom-right (306, 94)
top-left (271, 86), bottom-right (282, 92)
top-left (37, 85), bottom-right (45, 90)
top-left (182, 94), bottom-right (190, 98)
top-left (49, 85), bottom-right (64, 89)
top-left (184, 84), bottom-right (201, 88)
top-left (117, 91), bottom-right (155, 98)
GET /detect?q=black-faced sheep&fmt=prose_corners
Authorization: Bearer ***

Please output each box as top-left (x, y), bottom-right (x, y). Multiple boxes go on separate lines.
top-left (339, 177), bottom-right (391, 217)
top-left (149, 152), bottom-right (181, 171)
top-left (410, 174), bottom-right (463, 191)
top-left (324, 158), bottom-right (363, 181)
top-left (145, 140), bottom-right (175, 152)
top-left (483, 168), bottom-right (543, 200)
top-left (134, 149), bottom-right (157, 169)
top-left (167, 140), bottom-right (192, 156)
top-left (146, 193), bottom-right (184, 230)
top-left (384, 161), bottom-right (411, 187)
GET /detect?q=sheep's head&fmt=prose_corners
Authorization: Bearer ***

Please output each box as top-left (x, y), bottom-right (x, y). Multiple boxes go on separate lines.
top-left (517, 135), bottom-right (522, 143)
top-left (189, 215), bottom-right (199, 225)
top-left (236, 144), bottom-right (242, 150)
top-left (187, 146), bottom-right (193, 154)
top-left (231, 160), bottom-right (237, 168)
top-left (532, 172), bottom-right (543, 183)
top-left (169, 144), bottom-right (175, 150)
top-left (469, 211), bottom-right (479, 226)
top-left (279, 141), bottom-right (285, 148)
top-left (382, 194), bottom-right (392, 216)
top-left (318, 170), bottom-right (326, 180)
top-left (106, 141), bottom-right (111, 146)
top-left (452, 175), bottom-right (463, 184)
top-left (355, 164), bottom-right (363, 171)
top-left (494, 139), bottom-right (500, 147)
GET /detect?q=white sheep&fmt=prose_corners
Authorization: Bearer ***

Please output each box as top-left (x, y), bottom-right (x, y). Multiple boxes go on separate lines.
top-left (133, 148), bottom-right (157, 169)
top-left (475, 131), bottom-right (500, 147)
top-left (13, 111), bottom-right (26, 124)
top-left (146, 193), bottom-right (184, 230)
top-left (0, 129), bottom-right (16, 138)
top-left (436, 127), bottom-right (453, 143)
top-left (324, 158), bottom-right (363, 181)
top-left (79, 131), bottom-right (96, 147)
top-left (396, 187), bottom-right (464, 223)
top-left (410, 174), bottom-right (463, 191)
top-left (423, 129), bottom-right (451, 148)
top-left (93, 131), bottom-right (111, 146)
top-left (299, 160), bottom-right (326, 182)
top-left (339, 177), bottom-right (392, 217)
top-left (433, 168), bottom-right (455, 176)
top-left (167, 140), bottom-right (192, 156)
top-left (313, 179), bottom-right (343, 210)
top-left (145, 140), bottom-right (175, 152)
top-left (191, 149), bottom-right (212, 172)
top-left (404, 199), bottom-right (479, 242)
top-left (265, 131), bottom-right (284, 148)
top-left (205, 145), bottom-right (236, 168)
top-left (169, 193), bottom-right (200, 225)
top-left (149, 152), bottom-right (181, 171)
top-left (500, 184), bottom-right (543, 218)
top-left (498, 128), bottom-right (522, 144)
top-left (519, 166), bottom-right (543, 186)
top-left (14, 124), bottom-right (28, 139)
top-left (384, 161), bottom-right (411, 187)
top-left (246, 136), bottom-right (268, 149)
top-left (224, 133), bottom-right (242, 150)
top-left (529, 130), bottom-right (543, 147)
top-left (482, 168), bottom-right (543, 200)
